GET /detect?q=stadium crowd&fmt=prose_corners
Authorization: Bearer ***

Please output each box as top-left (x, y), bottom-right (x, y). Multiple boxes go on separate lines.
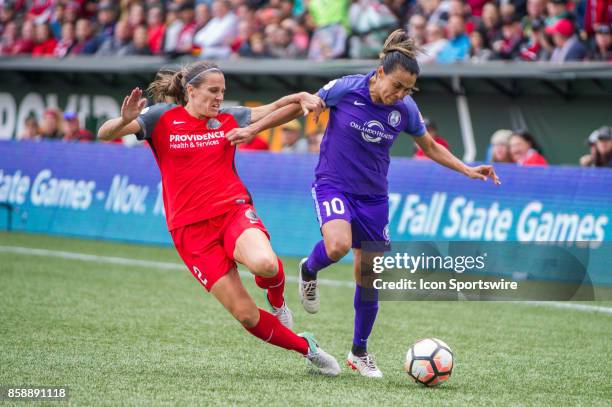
top-left (18, 105), bottom-right (612, 167)
top-left (0, 0), bottom-right (610, 62)
top-left (483, 125), bottom-right (612, 167)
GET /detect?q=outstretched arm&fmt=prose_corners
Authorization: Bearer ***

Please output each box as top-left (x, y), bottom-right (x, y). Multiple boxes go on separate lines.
top-left (414, 132), bottom-right (501, 185)
top-left (98, 88), bottom-right (147, 141)
top-left (250, 92), bottom-right (323, 123)
top-left (227, 94), bottom-right (325, 146)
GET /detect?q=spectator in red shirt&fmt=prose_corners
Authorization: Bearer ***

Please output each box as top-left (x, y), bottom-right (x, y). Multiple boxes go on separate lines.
top-left (414, 119), bottom-right (451, 159)
top-left (12, 20), bottom-right (36, 55)
top-left (509, 131), bottom-right (548, 166)
top-left (146, 5), bottom-right (165, 55)
top-left (32, 23), bottom-right (58, 57)
top-left (62, 111), bottom-right (94, 142)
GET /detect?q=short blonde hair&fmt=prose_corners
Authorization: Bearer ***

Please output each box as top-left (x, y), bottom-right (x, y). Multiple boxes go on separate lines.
top-left (490, 129), bottom-right (513, 145)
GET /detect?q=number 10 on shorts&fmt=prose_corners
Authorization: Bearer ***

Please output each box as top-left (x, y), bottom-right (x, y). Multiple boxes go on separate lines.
top-left (322, 198), bottom-right (345, 217)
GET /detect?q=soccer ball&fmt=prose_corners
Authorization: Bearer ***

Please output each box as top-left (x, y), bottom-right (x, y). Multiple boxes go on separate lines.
top-left (405, 338), bottom-right (454, 386)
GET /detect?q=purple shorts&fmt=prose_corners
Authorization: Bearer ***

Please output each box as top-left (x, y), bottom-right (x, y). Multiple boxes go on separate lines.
top-left (311, 182), bottom-right (390, 251)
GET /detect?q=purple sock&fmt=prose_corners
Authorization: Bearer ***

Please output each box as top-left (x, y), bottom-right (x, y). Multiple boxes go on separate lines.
top-left (304, 240), bottom-right (335, 278)
top-left (352, 285), bottom-right (379, 353)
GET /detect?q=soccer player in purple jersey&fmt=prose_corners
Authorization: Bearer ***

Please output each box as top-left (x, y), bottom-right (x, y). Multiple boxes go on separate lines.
top-left (227, 29), bottom-right (500, 378)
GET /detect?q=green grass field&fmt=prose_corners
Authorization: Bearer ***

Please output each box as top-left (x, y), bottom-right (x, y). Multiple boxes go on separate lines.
top-left (1, 232), bottom-right (611, 406)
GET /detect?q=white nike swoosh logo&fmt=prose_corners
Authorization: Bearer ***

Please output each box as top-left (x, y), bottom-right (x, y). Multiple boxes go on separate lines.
top-left (173, 120), bottom-right (185, 124)
top-left (354, 101), bottom-right (365, 106)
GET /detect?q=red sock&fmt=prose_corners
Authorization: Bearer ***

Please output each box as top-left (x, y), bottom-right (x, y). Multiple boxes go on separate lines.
top-left (254, 258), bottom-right (285, 308)
top-left (245, 309), bottom-right (309, 355)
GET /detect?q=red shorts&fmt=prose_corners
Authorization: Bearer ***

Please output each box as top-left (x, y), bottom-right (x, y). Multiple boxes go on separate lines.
top-left (170, 204), bottom-right (269, 291)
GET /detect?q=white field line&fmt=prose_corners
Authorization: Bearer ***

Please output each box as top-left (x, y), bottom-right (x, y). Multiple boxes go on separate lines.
top-left (1, 245), bottom-right (611, 315)
top-left (0, 245), bottom-right (353, 288)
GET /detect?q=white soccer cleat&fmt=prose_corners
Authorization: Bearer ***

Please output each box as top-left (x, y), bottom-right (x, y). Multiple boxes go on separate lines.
top-left (300, 332), bottom-right (341, 376)
top-left (268, 295), bottom-right (294, 329)
top-left (298, 258), bottom-right (320, 314)
top-left (347, 351), bottom-right (384, 378)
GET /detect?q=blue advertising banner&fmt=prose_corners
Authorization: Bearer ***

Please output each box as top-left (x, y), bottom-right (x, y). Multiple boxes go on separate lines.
top-left (1, 141), bottom-right (611, 283)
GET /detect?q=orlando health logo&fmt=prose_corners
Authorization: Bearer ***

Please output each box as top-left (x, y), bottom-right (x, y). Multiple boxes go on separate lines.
top-left (350, 120), bottom-right (394, 144)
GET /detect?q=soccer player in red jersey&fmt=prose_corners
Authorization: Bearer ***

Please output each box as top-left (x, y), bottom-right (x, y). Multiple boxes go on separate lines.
top-left (98, 61), bottom-right (340, 376)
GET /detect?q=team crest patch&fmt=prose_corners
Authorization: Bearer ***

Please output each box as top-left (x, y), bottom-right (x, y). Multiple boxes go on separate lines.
top-left (207, 118), bottom-right (221, 129)
top-left (388, 110), bottom-right (401, 127)
top-left (245, 209), bottom-right (259, 222)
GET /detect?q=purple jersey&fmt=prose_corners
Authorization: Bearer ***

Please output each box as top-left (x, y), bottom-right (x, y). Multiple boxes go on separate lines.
top-left (315, 71), bottom-right (426, 195)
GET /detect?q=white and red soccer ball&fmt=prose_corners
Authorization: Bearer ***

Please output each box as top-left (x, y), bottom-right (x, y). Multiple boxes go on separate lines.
top-left (405, 338), bottom-right (454, 387)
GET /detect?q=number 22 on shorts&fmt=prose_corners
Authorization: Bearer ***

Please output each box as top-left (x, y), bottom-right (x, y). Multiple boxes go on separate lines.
top-left (193, 266), bottom-right (207, 286)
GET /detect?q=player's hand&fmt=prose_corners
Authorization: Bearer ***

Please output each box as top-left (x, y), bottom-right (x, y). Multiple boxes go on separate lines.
top-left (296, 93), bottom-right (325, 122)
top-left (297, 93), bottom-right (324, 117)
top-left (121, 87), bottom-right (147, 124)
top-left (226, 127), bottom-right (256, 146)
top-left (466, 165), bottom-right (501, 185)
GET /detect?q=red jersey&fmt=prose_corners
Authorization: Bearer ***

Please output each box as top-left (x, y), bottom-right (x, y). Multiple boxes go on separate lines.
top-left (136, 104), bottom-right (252, 230)
top-left (32, 38), bottom-right (57, 57)
top-left (518, 149), bottom-right (548, 166)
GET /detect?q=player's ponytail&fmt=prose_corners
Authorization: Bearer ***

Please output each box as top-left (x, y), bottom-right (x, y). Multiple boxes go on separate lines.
top-left (147, 68), bottom-right (187, 104)
top-left (147, 61), bottom-right (222, 105)
top-left (379, 29), bottom-right (421, 76)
